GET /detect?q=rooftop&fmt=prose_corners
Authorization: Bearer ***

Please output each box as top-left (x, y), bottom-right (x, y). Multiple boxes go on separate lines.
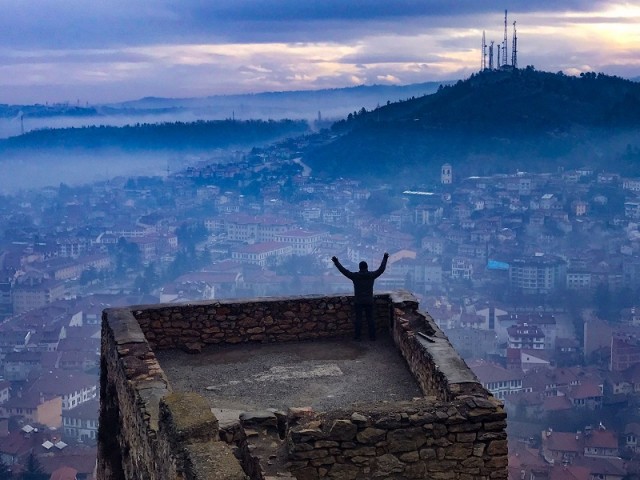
top-left (157, 337), bottom-right (422, 421)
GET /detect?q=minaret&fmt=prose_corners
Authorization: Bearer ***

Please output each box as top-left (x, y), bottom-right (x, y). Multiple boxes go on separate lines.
top-left (441, 163), bottom-right (453, 185)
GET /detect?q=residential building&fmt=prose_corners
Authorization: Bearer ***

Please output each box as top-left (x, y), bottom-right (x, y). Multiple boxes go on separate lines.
top-left (508, 254), bottom-right (567, 295)
top-left (62, 398), bottom-right (99, 443)
top-left (508, 324), bottom-right (545, 350)
top-left (469, 361), bottom-right (523, 400)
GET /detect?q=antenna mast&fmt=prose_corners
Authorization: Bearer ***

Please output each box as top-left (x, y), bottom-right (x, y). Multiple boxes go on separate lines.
top-left (481, 31), bottom-right (487, 70)
top-left (503, 10), bottom-right (508, 67)
top-left (489, 41), bottom-right (494, 70)
top-left (511, 21), bottom-right (518, 68)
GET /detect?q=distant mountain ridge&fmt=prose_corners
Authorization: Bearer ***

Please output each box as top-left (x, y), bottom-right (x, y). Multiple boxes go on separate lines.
top-left (110, 82), bottom-right (450, 111)
top-left (0, 119), bottom-right (309, 152)
top-left (304, 68), bottom-right (640, 181)
top-left (0, 82), bottom-right (448, 121)
top-left (0, 81), bottom-right (447, 139)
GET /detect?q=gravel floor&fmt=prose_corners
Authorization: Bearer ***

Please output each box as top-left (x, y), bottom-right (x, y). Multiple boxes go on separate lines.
top-left (156, 335), bottom-right (423, 413)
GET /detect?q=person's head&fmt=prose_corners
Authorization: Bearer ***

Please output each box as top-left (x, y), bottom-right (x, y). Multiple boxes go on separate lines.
top-left (359, 261), bottom-right (368, 271)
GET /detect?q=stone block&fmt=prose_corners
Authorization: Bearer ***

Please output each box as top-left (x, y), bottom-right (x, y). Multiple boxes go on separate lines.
top-left (329, 420), bottom-right (357, 441)
top-left (457, 432), bottom-right (477, 443)
top-left (404, 461), bottom-right (427, 478)
top-left (387, 427), bottom-right (426, 453)
top-left (419, 447), bottom-right (436, 460)
top-left (444, 442), bottom-right (473, 460)
top-left (373, 453), bottom-right (404, 477)
top-left (328, 463), bottom-right (359, 480)
top-left (398, 451), bottom-right (420, 462)
top-left (183, 441), bottom-right (246, 480)
top-left (160, 392), bottom-right (219, 443)
top-left (356, 427), bottom-right (386, 444)
top-left (487, 440), bottom-right (508, 456)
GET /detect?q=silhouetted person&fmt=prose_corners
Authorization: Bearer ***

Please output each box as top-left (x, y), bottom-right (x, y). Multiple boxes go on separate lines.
top-left (332, 252), bottom-right (389, 340)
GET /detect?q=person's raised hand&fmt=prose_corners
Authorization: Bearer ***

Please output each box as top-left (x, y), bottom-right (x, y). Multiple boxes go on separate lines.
top-left (331, 256), bottom-right (338, 263)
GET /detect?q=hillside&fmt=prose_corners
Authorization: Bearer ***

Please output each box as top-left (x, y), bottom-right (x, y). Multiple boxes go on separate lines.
top-left (304, 68), bottom-right (640, 181)
top-left (0, 119), bottom-right (309, 152)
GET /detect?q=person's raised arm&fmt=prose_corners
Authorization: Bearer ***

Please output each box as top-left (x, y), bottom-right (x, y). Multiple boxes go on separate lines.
top-left (332, 256), bottom-right (354, 278)
top-left (372, 252), bottom-right (389, 278)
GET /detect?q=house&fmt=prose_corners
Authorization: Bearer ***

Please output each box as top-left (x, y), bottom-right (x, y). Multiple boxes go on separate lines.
top-left (542, 430), bottom-right (581, 464)
top-left (3, 351), bottom-right (58, 381)
top-left (274, 229), bottom-right (328, 255)
top-left (231, 242), bottom-right (292, 267)
top-left (62, 398), bottom-right (99, 444)
top-left (50, 466), bottom-right (78, 480)
top-left (0, 381), bottom-right (9, 404)
top-left (0, 429), bottom-right (45, 467)
top-left (610, 334), bottom-right (640, 372)
top-left (469, 361), bottom-right (523, 399)
top-left (520, 350), bottom-right (551, 372)
top-left (623, 423), bottom-right (640, 453)
top-left (508, 324), bottom-right (545, 350)
top-left (503, 391), bottom-right (544, 418)
top-left (12, 275), bottom-right (66, 314)
top-left (572, 456), bottom-right (626, 480)
top-left (583, 428), bottom-right (619, 458)
top-left (542, 395), bottom-right (573, 414)
top-left (568, 382), bottom-right (603, 410)
top-left (27, 371), bottom-right (97, 411)
top-left (0, 391), bottom-right (62, 429)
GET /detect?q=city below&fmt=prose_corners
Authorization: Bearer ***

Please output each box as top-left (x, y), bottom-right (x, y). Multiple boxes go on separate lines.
top-left (1, 131), bottom-right (640, 479)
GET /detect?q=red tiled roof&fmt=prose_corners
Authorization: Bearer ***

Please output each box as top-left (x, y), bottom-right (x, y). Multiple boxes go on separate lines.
top-left (62, 399), bottom-right (99, 421)
top-left (572, 456), bottom-right (625, 475)
top-left (545, 432), bottom-right (581, 453)
top-left (543, 395), bottom-right (573, 412)
top-left (550, 465), bottom-right (589, 480)
top-left (469, 361), bottom-right (523, 383)
top-left (50, 466), bottom-right (78, 480)
top-left (27, 370), bottom-right (97, 397)
top-left (0, 431), bottom-right (43, 456)
top-left (570, 382), bottom-right (602, 399)
top-left (38, 448), bottom-right (97, 475)
top-left (625, 422), bottom-right (640, 435)
top-left (584, 429), bottom-right (618, 449)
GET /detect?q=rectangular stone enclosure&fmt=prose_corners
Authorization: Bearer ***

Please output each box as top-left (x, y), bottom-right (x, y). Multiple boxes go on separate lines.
top-left (98, 291), bottom-right (508, 480)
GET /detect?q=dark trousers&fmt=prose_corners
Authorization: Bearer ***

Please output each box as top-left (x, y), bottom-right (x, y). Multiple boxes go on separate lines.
top-left (354, 303), bottom-right (375, 340)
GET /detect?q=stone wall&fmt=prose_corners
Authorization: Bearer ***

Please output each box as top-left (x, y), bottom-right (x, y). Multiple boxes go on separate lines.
top-left (131, 295), bottom-right (391, 352)
top-left (98, 291), bottom-right (507, 480)
top-left (98, 308), bottom-right (246, 480)
top-left (287, 397), bottom-right (507, 480)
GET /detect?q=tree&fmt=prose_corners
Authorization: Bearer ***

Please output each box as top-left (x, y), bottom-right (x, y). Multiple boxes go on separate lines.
top-left (0, 458), bottom-right (12, 480)
top-left (113, 237), bottom-right (141, 277)
top-left (21, 453), bottom-right (47, 480)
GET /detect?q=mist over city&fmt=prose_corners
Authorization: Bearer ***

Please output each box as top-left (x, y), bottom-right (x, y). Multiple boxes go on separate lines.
top-left (1, 2), bottom-right (640, 479)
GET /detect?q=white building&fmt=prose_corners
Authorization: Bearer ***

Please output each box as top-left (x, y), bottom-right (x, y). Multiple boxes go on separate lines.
top-left (441, 163), bottom-right (452, 185)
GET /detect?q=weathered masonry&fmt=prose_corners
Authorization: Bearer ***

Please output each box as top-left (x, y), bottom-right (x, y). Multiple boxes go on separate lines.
top-left (98, 291), bottom-right (508, 480)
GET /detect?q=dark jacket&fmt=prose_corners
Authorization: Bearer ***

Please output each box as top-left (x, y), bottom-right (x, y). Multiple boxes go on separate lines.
top-left (333, 255), bottom-right (388, 304)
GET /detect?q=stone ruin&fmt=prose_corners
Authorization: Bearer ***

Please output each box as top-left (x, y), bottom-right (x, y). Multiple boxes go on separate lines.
top-left (98, 291), bottom-right (508, 479)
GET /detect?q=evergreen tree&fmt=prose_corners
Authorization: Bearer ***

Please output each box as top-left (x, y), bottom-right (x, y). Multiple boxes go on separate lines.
top-left (21, 453), bottom-right (47, 480)
top-left (0, 457), bottom-right (13, 480)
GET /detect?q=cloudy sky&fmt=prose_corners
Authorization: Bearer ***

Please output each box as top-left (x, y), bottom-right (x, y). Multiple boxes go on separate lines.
top-left (1, 1), bottom-right (639, 105)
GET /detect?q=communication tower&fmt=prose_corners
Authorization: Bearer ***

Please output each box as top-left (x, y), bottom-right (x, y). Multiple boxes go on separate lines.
top-left (502, 10), bottom-right (508, 67)
top-left (481, 31), bottom-right (487, 70)
top-left (489, 41), bottom-right (495, 70)
top-left (511, 21), bottom-right (518, 68)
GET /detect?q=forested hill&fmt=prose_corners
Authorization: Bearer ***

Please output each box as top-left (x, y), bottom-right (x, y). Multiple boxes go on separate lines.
top-left (304, 68), bottom-right (640, 181)
top-left (0, 119), bottom-right (309, 152)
